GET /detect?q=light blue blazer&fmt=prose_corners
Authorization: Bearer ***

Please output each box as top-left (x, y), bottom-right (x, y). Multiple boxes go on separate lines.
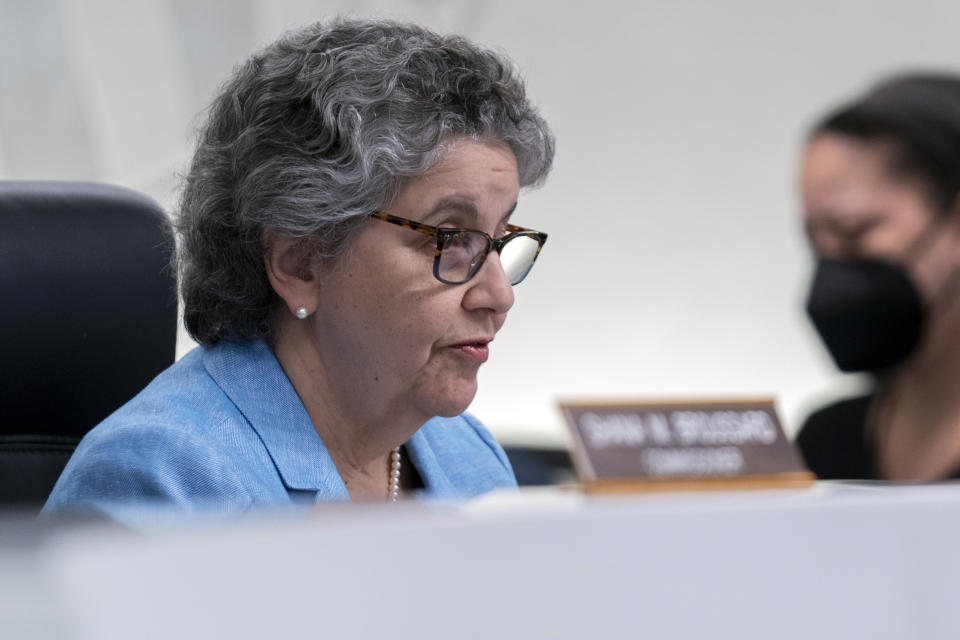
top-left (42, 340), bottom-right (516, 524)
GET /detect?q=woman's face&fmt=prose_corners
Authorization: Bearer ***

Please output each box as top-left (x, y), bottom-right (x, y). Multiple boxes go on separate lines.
top-left (801, 133), bottom-right (938, 261)
top-left (308, 138), bottom-right (521, 425)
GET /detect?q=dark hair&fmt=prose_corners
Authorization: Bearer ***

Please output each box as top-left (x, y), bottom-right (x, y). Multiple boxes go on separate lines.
top-left (177, 18), bottom-right (555, 345)
top-left (811, 72), bottom-right (960, 212)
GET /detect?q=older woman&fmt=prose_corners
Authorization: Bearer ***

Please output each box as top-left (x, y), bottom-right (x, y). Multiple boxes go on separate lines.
top-left (797, 72), bottom-right (960, 480)
top-left (43, 18), bottom-right (553, 520)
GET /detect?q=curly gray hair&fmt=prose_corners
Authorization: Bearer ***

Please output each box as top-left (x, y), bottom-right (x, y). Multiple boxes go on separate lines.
top-left (177, 18), bottom-right (555, 344)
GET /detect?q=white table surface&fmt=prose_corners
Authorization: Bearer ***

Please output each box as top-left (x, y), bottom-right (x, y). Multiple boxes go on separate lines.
top-left (5, 481), bottom-right (960, 639)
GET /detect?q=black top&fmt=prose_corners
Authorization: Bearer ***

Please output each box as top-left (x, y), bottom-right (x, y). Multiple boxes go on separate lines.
top-left (797, 393), bottom-right (960, 480)
top-left (796, 394), bottom-right (878, 479)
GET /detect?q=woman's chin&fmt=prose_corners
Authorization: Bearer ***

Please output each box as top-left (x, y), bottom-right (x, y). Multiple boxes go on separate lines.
top-left (417, 377), bottom-right (479, 419)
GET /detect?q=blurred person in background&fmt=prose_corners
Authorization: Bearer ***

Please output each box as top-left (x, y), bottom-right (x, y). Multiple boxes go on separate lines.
top-left (797, 72), bottom-right (960, 480)
top-left (43, 17), bottom-right (554, 523)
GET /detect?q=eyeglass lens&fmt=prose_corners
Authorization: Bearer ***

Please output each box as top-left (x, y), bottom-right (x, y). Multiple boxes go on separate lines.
top-left (438, 232), bottom-right (541, 285)
top-left (499, 234), bottom-right (541, 283)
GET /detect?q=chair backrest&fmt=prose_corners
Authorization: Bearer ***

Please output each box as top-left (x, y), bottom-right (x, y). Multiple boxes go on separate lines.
top-left (0, 181), bottom-right (178, 509)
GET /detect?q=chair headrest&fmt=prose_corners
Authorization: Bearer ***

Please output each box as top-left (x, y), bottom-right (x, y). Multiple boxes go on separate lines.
top-left (0, 181), bottom-right (178, 439)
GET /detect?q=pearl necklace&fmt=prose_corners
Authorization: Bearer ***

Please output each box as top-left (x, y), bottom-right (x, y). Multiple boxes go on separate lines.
top-left (388, 445), bottom-right (401, 502)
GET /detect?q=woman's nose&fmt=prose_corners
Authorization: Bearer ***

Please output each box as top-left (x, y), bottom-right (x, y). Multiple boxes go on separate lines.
top-left (462, 251), bottom-right (515, 315)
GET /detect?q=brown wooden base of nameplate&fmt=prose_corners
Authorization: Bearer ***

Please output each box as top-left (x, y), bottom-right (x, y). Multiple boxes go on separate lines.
top-left (581, 471), bottom-right (817, 494)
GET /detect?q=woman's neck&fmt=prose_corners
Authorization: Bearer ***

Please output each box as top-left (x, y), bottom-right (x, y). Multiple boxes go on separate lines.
top-left (873, 300), bottom-right (960, 480)
top-left (269, 315), bottom-right (419, 499)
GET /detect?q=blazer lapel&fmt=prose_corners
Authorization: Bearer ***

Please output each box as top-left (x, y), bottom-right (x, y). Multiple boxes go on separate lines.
top-left (202, 340), bottom-right (349, 501)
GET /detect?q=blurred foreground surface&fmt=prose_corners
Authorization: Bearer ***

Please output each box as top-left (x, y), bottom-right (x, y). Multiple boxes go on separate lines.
top-left (5, 482), bottom-right (960, 639)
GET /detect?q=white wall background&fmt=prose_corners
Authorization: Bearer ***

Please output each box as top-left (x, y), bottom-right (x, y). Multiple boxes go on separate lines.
top-left (3, 0), bottom-right (958, 446)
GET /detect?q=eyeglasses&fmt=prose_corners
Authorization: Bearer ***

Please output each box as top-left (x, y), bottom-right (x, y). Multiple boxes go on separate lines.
top-left (370, 211), bottom-right (548, 285)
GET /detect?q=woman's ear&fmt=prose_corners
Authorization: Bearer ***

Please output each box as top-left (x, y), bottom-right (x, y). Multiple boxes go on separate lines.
top-left (944, 194), bottom-right (960, 253)
top-left (935, 195), bottom-right (960, 296)
top-left (262, 230), bottom-right (318, 316)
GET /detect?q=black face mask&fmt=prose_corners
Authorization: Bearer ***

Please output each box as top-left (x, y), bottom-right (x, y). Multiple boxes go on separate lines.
top-left (805, 257), bottom-right (925, 373)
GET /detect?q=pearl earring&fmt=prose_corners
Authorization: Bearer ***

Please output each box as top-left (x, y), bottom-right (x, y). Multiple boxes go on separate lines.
top-left (295, 306), bottom-right (308, 319)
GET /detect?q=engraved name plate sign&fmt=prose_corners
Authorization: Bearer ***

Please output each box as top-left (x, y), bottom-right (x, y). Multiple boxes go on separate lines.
top-left (560, 398), bottom-right (814, 491)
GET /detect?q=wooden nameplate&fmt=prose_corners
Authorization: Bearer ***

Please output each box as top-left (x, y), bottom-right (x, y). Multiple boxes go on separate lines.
top-left (560, 398), bottom-right (815, 493)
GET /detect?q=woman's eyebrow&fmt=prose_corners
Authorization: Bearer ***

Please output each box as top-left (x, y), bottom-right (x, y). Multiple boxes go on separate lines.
top-left (424, 196), bottom-right (479, 223)
top-left (423, 196), bottom-right (518, 228)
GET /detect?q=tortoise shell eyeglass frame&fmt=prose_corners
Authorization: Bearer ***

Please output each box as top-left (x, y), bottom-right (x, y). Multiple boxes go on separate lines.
top-left (369, 211), bottom-right (548, 285)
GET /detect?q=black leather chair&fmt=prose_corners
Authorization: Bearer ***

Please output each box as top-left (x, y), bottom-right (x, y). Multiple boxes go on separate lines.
top-left (0, 181), bottom-right (178, 511)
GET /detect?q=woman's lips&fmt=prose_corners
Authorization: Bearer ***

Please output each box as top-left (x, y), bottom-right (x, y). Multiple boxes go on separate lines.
top-left (450, 341), bottom-right (490, 363)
